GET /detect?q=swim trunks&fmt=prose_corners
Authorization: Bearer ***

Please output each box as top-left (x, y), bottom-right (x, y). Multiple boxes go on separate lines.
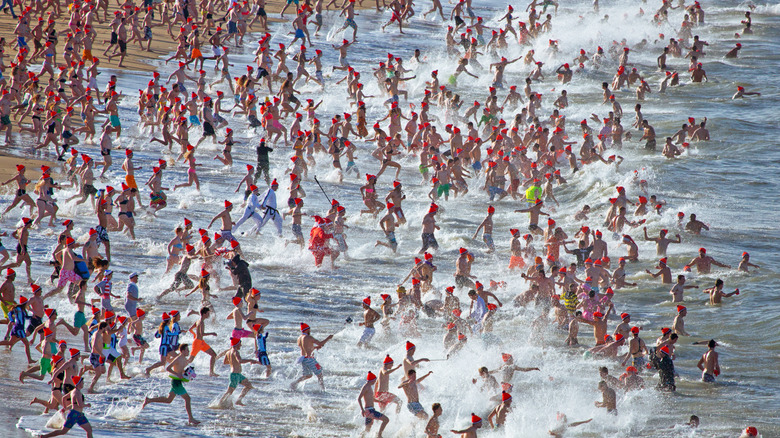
top-left (364, 406), bottom-right (382, 425)
top-left (702, 372), bottom-right (715, 383)
top-left (374, 391), bottom-right (398, 409)
top-left (229, 372), bottom-right (246, 388)
top-left (359, 327), bottom-right (375, 344)
top-left (63, 410), bottom-right (89, 428)
top-left (420, 232), bottom-right (438, 251)
top-left (170, 378), bottom-right (187, 395)
top-left (299, 356), bottom-right (322, 376)
top-left (407, 401), bottom-right (425, 415)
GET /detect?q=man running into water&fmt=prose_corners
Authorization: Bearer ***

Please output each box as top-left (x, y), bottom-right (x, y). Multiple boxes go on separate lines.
top-left (218, 338), bottom-right (254, 406)
top-left (38, 376), bottom-right (92, 438)
top-left (141, 344), bottom-right (199, 425)
top-left (398, 368), bottom-right (433, 419)
top-left (358, 371), bottom-right (389, 437)
top-left (290, 323), bottom-right (332, 390)
top-left (357, 296), bottom-right (380, 347)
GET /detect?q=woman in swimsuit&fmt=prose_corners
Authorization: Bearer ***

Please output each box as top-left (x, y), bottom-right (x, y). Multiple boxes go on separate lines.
top-left (165, 228), bottom-right (185, 274)
top-left (173, 146), bottom-right (202, 191)
top-left (33, 175), bottom-right (59, 227)
top-left (1, 165), bottom-right (36, 217)
top-left (115, 186), bottom-right (137, 240)
top-left (360, 174), bottom-right (384, 215)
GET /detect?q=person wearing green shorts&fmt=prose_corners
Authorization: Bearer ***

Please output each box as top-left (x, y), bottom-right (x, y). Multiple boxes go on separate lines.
top-left (217, 338), bottom-right (254, 406)
top-left (171, 378), bottom-right (188, 395)
top-left (229, 372), bottom-right (246, 388)
top-left (436, 183), bottom-right (450, 199)
top-left (141, 344), bottom-right (200, 425)
top-left (74, 310), bottom-right (86, 328)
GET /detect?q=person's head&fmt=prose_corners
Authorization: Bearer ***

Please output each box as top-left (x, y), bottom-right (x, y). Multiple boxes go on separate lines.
top-left (677, 274), bottom-right (686, 284)
top-left (407, 369), bottom-right (416, 379)
top-left (597, 380), bottom-right (608, 391)
top-left (715, 278), bottom-right (724, 289)
top-left (670, 333), bottom-right (679, 343)
top-left (708, 339), bottom-right (717, 349)
top-left (479, 366), bottom-right (489, 376)
top-left (432, 403), bottom-right (442, 416)
top-left (599, 367), bottom-right (608, 377)
top-left (468, 290), bottom-right (477, 300)
top-left (688, 415), bottom-right (699, 427)
top-left (179, 343), bottom-right (189, 355)
top-left (200, 306), bottom-right (210, 318)
top-left (129, 272), bottom-right (139, 283)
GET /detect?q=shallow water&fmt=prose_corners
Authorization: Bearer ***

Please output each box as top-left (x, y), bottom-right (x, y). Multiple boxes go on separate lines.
top-left (2, 0), bottom-right (780, 437)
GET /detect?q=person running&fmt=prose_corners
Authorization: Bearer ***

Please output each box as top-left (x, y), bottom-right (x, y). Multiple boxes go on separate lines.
top-left (290, 323), bottom-right (332, 390)
top-left (141, 344), bottom-right (200, 425)
top-left (217, 337), bottom-right (254, 406)
top-left (358, 371), bottom-right (389, 437)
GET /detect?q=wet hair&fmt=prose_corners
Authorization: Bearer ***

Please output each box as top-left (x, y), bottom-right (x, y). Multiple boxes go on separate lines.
top-left (599, 367), bottom-right (608, 374)
top-left (715, 279), bottom-right (724, 287)
top-left (670, 334), bottom-right (679, 340)
top-left (708, 339), bottom-right (716, 348)
top-left (200, 307), bottom-right (210, 316)
top-left (468, 290), bottom-right (477, 296)
top-left (432, 403), bottom-right (441, 411)
top-left (408, 369), bottom-right (416, 376)
top-left (179, 343), bottom-right (189, 353)
top-left (479, 366), bottom-right (488, 374)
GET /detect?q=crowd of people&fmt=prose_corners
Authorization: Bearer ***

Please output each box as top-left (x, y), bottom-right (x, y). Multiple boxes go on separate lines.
top-left (0, 0), bottom-right (767, 436)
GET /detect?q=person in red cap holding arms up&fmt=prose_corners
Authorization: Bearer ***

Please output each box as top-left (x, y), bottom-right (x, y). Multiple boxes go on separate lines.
top-left (358, 371), bottom-right (390, 437)
top-left (737, 252), bottom-right (760, 273)
top-left (487, 391), bottom-right (512, 428)
top-left (419, 203), bottom-right (440, 254)
top-left (358, 296), bottom-right (381, 348)
top-left (643, 227), bottom-right (681, 257)
top-left (646, 258), bottom-right (672, 284)
top-left (687, 247), bottom-right (730, 274)
top-left (450, 413), bottom-right (482, 436)
top-left (490, 353), bottom-right (540, 385)
top-left (514, 200), bottom-right (549, 236)
top-left (472, 205), bottom-right (496, 253)
top-left (375, 354), bottom-right (403, 413)
top-left (217, 337), bottom-right (254, 406)
top-left (290, 323), bottom-right (332, 390)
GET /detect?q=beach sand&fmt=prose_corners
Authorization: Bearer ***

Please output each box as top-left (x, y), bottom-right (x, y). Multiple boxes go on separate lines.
top-left (0, 0), bottom-right (328, 179)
